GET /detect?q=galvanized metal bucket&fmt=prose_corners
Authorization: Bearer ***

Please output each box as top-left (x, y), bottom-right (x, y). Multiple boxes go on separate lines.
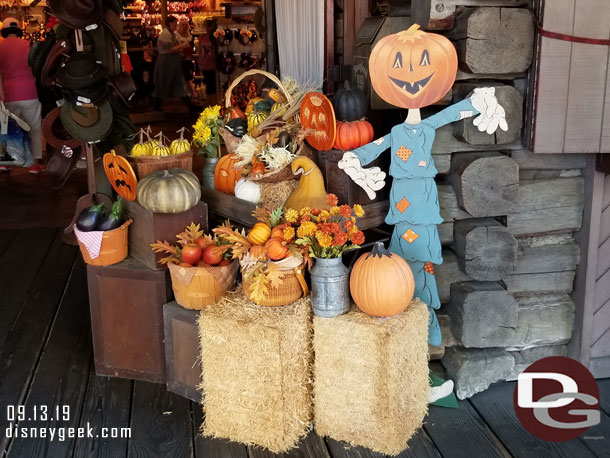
top-left (310, 257), bottom-right (350, 317)
top-left (201, 156), bottom-right (219, 189)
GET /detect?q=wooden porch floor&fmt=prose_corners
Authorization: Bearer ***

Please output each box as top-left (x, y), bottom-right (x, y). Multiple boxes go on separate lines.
top-left (0, 168), bottom-right (609, 458)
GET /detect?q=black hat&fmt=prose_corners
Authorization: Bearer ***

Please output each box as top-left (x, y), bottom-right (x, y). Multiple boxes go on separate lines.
top-left (48, 0), bottom-right (103, 31)
top-left (58, 52), bottom-right (107, 90)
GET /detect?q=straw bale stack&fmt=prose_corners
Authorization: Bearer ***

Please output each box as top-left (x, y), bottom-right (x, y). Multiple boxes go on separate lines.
top-left (198, 290), bottom-right (313, 453)
top-left (313, 299), bottom-right (429, 455)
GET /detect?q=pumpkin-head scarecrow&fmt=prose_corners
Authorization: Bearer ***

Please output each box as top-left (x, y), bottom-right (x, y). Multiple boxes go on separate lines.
top-left (339, 24), bottom-right (508, 348)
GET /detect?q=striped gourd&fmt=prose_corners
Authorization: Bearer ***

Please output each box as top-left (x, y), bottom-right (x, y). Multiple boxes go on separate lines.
top-left (137, 168), bottom-right (201, 213)
top-left (247, 111), bottom-right (268, 132)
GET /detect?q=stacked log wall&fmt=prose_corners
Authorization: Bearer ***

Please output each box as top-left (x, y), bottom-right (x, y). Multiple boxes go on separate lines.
top-left (415, 5), bottom-right (586, 398)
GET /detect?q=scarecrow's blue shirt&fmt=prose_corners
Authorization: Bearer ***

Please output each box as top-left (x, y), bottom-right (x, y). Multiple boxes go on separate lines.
top-left (352, 98), bottom-right (479, 227)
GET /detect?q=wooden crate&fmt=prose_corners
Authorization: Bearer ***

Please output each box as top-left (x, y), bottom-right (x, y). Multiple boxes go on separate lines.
top-left (163, 301), bottom-right (202, 403)
top-left (124, 201), bottom-right (208, 270)
top-left (200, 187), bottom-right (389, 231)
top-left (87, 257), bottom-right (172, 383)
top-left (314, 149), bottom-right (389, 205)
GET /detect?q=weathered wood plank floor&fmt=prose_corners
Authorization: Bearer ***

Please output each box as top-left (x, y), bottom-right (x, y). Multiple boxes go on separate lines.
top-left (0, 168), bottom-right (608, 458)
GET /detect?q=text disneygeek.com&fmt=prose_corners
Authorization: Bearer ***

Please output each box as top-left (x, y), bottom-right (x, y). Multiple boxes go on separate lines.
top-left (4, 405), bottom-right (130, 441)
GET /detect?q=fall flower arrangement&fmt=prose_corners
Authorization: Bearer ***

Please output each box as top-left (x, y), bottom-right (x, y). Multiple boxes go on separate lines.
top-left (289, 193), bottom-right (365, 258)
top-left (193, 105), bottom-right (224, 158)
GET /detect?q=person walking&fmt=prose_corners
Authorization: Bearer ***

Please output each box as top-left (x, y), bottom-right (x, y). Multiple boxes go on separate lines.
top-left (176, 18), bottom-right (195, 98)
top-left (0, 18), bottom-right (44, 173)
top-left (153, 15), bottom-right (197, 114)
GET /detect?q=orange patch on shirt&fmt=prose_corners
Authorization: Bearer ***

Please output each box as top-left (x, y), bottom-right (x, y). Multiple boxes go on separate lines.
top-left (396, 146), bottom-right (412, 162)
top-left (424, 262), bottom-right (435, 275)
top-left (395, 197), bottom-right (411, 213)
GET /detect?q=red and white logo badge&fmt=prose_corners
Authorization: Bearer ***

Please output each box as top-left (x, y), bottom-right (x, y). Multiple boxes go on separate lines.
top-left (513, 356), bottom-right (600, 441)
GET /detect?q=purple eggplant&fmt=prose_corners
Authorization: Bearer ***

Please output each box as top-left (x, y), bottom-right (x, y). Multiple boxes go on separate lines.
top-left (76, 203), bottom-right (105, 232)
top-left (97, 198), bottom-right (125, 232)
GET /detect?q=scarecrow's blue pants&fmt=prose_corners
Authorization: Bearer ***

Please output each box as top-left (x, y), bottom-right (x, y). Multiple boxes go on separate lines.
top-left (389, 222), bottom-right (442, 347)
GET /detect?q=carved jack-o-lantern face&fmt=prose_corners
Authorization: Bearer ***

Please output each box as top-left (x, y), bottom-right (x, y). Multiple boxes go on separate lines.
top-left (300, 92), bottom-right (336, 151)
top-left (369, 24), bottom-right (458, 109)
top-left (103, 150), bottom-right (138, 201)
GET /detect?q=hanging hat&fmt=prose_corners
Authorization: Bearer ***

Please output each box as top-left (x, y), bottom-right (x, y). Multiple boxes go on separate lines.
top-left (103, 9), bottom-right (123, 42)
top-left (42, 107), bottom-right (81, 149)
top-left (108, 72), bottom-right (137, 108)
top-left (46, 144), bottom-right (82, 189)
top-left (41, 39), bottom-right (72, 87)
top-left (1, 17), bottom-right (22, 38)
top-left (58, 52), bottom-right (108, 89)
top-left (62, 81), bottom-right (109, 106)
top-left (60, 99), bottom-right (113, 143)
top-left (48, 0), bottom-right (103, 31)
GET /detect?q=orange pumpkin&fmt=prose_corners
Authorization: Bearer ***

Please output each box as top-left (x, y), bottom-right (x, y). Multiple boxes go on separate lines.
top-left (333, 120), bottom-right (374, 150)
top-left (300, 92), bottom-right (336, 151)
top-left (214, 154), bottom-right (241, 194)
top-left (249, 244), bottom-right (267, 260)
top-left (265, 236), bottom-right (289, 261)
top-left (247, 222), bottom-right (271, 245)
top-left (369, 23), bottom-right (458, 109)
top-left (103, 150), bottom-right (138, 201)
top-left (271, 223), bottom-right (290, 241)
top-left (226, 106), bottom-right (246, 120)
top-left (350, 242), bottom-right (415, 317)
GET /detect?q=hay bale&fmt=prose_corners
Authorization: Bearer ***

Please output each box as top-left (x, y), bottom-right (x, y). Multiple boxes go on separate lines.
top-left (313, 299), bottom-right (429, 455)
top-left (260, 180), bottom-right (298, 209)
top-left (198, 290), bottom-right (313, 453)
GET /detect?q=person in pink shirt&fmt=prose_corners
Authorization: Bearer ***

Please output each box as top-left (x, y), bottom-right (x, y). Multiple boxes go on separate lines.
top-left (0, 18), bottom-right (44, 173)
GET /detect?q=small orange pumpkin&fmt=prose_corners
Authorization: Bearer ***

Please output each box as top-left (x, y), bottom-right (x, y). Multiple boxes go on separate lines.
top-left (369, 23), bottom-right (458, 109)
top-left (249, 244), bottom-right (267, 260)
top-left (103, 150), bottom-right (138, 201)
top-left (271, 223), bottom-right (290, 241)
top-left (247, 222), bottom-right (271, 245)
top-left (226, 106), bottom-right (246, 120)
top-left (350, 242), bottom-right (415, 317)
top-left (265, 236), bottom-right (289, 261)
top-left (214, 154), bottom-right (241, 194)
top-left (333, 120), bottom-right (374, 150)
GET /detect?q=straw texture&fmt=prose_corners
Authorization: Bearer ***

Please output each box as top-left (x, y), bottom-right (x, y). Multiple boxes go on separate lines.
top-left (313, 299), bottom-right (429, 455)
top-left (260, 180), bottom-right (298, 209)
top-left (198, 290), bottom-right (313, 453)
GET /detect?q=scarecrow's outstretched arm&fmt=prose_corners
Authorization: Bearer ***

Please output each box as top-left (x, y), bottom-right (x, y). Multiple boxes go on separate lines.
top-left (338, 135), bottom-right (389, 200)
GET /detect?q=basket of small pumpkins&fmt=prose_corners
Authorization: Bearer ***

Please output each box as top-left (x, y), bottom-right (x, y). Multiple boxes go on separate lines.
top-left (214, 207), bottom-right (310, 306)
top-left (151, 223), bottom-right (239, 310)
top-left (129, 128), bottom-right (194, 179)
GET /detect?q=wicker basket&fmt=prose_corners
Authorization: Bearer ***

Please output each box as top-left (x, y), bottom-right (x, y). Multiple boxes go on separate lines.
top-left (78, 220), bottom-right (132, 266)
top-left (128, 150), bottom-right (193, 179)
top-left (225, 69), bottom-right (305, 183)
top-left (168, 260), bottom-right (239, 310)
top-left (242, 262), bottom-right (308, 306)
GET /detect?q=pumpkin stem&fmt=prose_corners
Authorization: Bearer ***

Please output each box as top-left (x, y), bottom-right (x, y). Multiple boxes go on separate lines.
top-left (366, 241), bottom-right (393, 260)
top-left (343, 80), bottom-right (351, 90)
top-left (139, 129), bottom-right (144, 145)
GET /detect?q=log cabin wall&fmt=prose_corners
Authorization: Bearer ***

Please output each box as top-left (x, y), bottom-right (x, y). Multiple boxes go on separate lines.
top-left (332, 1), bottom-right (588, 398)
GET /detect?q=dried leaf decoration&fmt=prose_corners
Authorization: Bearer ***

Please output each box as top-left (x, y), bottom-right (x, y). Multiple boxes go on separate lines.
top-left (247, 266), bottom-right (269, 303)
top-left (266, 263), bottom-right (283, 288)
top-left (269, 207), bottom-right (284, 227)
top-left (213, 225), bottom-right (252, 259)
top-left (251, 206), bottom-right (271, 226)
top-left (177, 222), bottom-right (204, 246)
top-left (150, 240), bottom-right (181, 264)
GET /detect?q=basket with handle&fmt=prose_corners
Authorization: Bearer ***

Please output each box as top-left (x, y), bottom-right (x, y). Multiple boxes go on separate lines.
top-left (128, 150), bottom-right (193, 179)
top-left (224, 70), bottom-right (310, 183)
top-left (242, 261), bottom-right (309, 306)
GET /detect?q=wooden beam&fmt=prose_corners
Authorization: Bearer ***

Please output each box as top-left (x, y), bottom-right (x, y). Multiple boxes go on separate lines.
top-left (324, 0), bottom-right (334, 94)
top-left (161, 0), bottom-right (168, 24)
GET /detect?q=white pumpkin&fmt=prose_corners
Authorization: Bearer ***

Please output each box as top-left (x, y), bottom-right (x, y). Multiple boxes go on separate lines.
top-left (234, 178), bottom-right (261, 204)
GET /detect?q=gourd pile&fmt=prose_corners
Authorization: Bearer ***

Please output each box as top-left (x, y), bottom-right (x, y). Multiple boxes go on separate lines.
top-left (331, 81), bottom-right (374, 150)
top-left (130, 127), bottom-right (192, 157)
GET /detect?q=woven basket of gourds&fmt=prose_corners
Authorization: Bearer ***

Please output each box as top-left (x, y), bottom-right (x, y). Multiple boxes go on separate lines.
top-left (128, 150), bottom-right (194, 179)
top-left (225, 69), bottom-right (310, 184)
top-left (241, 261), bottom-right (309, 307)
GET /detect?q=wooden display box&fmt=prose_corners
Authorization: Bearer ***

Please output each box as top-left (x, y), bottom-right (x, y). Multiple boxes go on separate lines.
top-left (87, 257), bottom-right (172, 383)
top-left (163, 302), bottom-right (202, 403)
top-left (124, 201), bottom-right (208, 270)
top-left (314, 149), bottom-right (389, 205)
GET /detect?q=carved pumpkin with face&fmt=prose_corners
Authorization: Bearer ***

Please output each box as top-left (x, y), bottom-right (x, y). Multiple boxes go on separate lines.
top-left (369, 24), bottom-right (458, 109)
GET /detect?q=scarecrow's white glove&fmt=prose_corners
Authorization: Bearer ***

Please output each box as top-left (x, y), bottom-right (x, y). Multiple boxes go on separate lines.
top-left (338, 151), bottom-right (386, 200)
top-left (470, 87), bottom-right (509, 135)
